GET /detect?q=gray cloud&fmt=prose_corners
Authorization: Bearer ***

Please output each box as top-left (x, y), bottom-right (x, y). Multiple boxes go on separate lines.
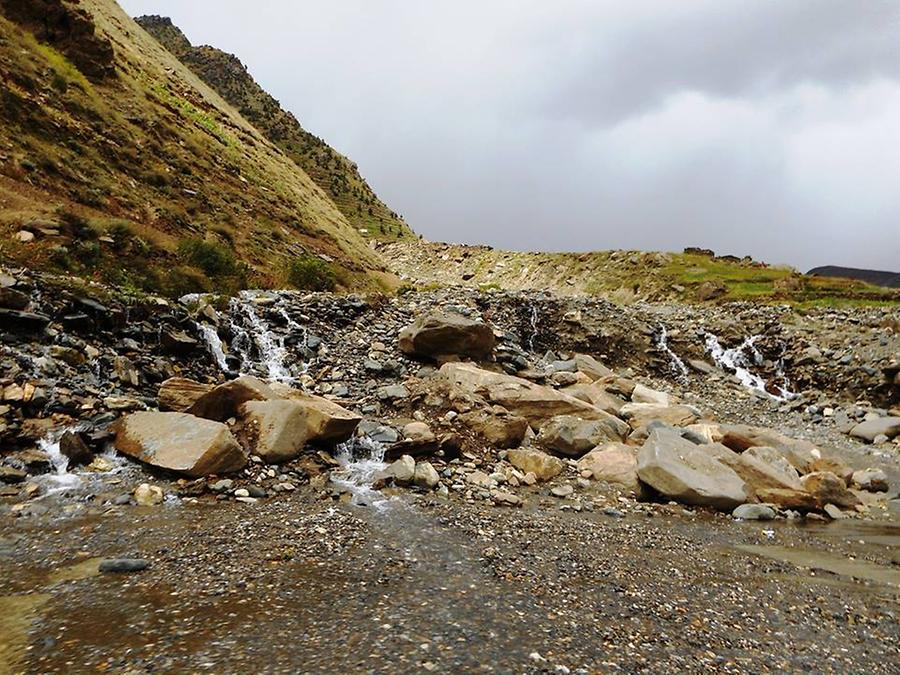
top-left (120, 0), bottom-right (900, 271)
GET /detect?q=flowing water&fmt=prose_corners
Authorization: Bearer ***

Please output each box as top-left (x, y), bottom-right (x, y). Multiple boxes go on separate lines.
top-left (197, 323), bottom-right (229, 372)
top-left (33, 428), bottom-right (130, 499)
top-left (330, 437), bottom-right (391, 509)
top-left (656, 324), bottom-right (689, 381)
top-left (526, 305), bottom-right (540, 352)
top-left (704, 332), bottom-right (795, 400)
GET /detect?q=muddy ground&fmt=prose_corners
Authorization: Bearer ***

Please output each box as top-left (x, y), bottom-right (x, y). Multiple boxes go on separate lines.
top-left (1, 481), bottom-right (898, 674)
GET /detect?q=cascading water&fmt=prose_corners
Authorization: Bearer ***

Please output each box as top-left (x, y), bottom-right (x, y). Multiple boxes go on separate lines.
top-left (526, 305), bottom-right (539, 352)
top-left (330, 437), bottom-right (391, 509)
top-left (34, 427), bottom-right (130, 498)
top-left (227, 292), bottom-right (295, 383)
top-left (197, 323), bottom-right (229, 372)
top-left (655, 324), bottom-right (689, 381)
top-left (704, 332), bottom-right (795, 400)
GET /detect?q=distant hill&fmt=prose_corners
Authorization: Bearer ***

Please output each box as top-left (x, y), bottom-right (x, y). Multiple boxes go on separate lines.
top-left (0, 0), bottom-right (399, 296)
top-left (807, 266), bottom-right (900, 289)
top-left (135, 15), bottom-right (412, 242)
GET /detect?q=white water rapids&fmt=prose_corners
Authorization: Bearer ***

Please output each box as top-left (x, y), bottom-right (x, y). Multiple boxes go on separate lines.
top-left (704, 333), bottom-right (795, 400)
top-left (655, 324), bottom-right (689, 381)
top-left (329, 438), bottom-right (394, 510)
top-left (34, 427), bottom-right (131, 498)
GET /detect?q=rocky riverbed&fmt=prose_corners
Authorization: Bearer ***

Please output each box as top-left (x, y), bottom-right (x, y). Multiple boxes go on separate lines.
top-left (1, 266), bottom-right (898, 673)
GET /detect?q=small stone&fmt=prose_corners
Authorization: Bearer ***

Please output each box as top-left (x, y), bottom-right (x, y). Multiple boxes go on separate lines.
top-left (823, 504), bottom-right (846, 520)
top-left (233, 488), bottom-right (250, 498)
top-left (551, 484), bottom-right (574, 498)
top-left (209, 479), bottom-right (234, 493)
top-left (732, 504), bottom-right (776, 521)
top-left (133, 483), bottom-right (164, 506)
top-left (99, 558), bottom-right (149, 573)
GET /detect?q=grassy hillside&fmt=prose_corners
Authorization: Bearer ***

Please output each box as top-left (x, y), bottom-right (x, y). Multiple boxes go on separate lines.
top-left (135, 15), bottom-right (413, 243)
top-left (382, 241), bottom-right (900, 307)
top-left (0, 0), bottom-right (394, 296)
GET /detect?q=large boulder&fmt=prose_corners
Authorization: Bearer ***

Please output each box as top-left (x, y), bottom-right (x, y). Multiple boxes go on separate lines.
top-left (849, 417), bottom-right (900, 443)
top-left (399, 313), bottom-right (495, 360)
top-left (538, 414), bottom-right (627, 457)
top-left (458, 410), bottom-right (529, 448)
top-left (239, 400), bottom-right (311, 463)
top-left (441, 363), bottom-right (619, 430)
top-left (703, 443), bottom-right (803, 494)
top-left (158, 377), bottom-right (214, 412)
top-left (114, 412), bottom-right (246, 476)
top-left (619, 403), bottom-right (700, 429)
top-left (576, 443), bottom-right (640, 494)
top-left (269, 385), bottom-right (361, 443)
top-left (560, 383), bottom-right (625, 415)
top-left (188, 376), bottom-right (277, 421)
top-left (636, 428), bottom-right (749, 511)
top-left (630, 384), bottom-right (671, 406)
top-left (506, 447), bottom-right (564, 481)
top-left (717, 424), bottom-right (821, 472)
top-left (800, 472), bottom-right (862, 509)
top-left (572, 353), bottom-right (612, 380)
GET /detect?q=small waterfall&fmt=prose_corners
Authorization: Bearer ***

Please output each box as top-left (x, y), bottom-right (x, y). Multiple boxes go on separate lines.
top-left (330, 437), bottom-right (390, 508)
top-left (197, 323), bottom-right (229, 373)
top-left (704, 333), bottom-right (795, 400)
top-left (228, 292), bottom-right (295, 383)
top-left (526, 305), bottom-right (539, 352)
top-left (34, 428), bottom-right (130, 498)
top-left (656, 324), bottom-right (689, 381)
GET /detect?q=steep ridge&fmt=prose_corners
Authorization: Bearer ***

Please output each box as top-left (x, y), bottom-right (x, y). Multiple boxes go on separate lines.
top-left (135, 15), bottom-right (413, 243)
top-left (0, 0), bottom-right (391, 295)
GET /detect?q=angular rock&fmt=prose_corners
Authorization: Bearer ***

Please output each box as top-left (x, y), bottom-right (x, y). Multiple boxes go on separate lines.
top-left (800, 471), bottom-right (862, 509)
top-left (538, 414), bottom-right (627, 457)
top-left (458, 410), bottom-right (529, 449)
top-left (114, 412), bottom-right (246, 477)
top-left (160, 329), bottom-right (198, 355)
top-left (849, 417), bottom-right (900, 443)
top-left (576, 443), bottom-right (640, 494)
top-left (636, 428), bottom-right (749, 511)
top-left (413, 461), bottom-right (440, 489)
top-left (851, 468), bottom-right (889, 492)
top-left (158, 377), bottom-right (214, 412)
top-left (59, 430), bottom-right (93, 466)
top-left (270, 386), bottom-right (361, 443)
top-left (386, 455), bottom-right (415, 484)
top-left (441, 363), bottom-right (622, 430)
top-left (619, 403), bottom-right (700, 429)
top-left (561, 383), bottom-right (625, 415)
top-left (399, 312), bottom-right (495, 359)
top-left (754, 488), bottom-right (819, 512)
top-left (506, 447), bottom-right (563, 481)
top-left (703, 443), bottom-right (802, 494)
top-left (631, 384), bottom-right (671, 406)
top-left (718, 424), bottom-right (821, 472)
top-left (0, 308), bottom-right (50, 333)
top-left (188, 376), bottom-right (277, 421)
top-left (572, 353), bottom-right (612, 380)
top-left (239, 399), bottom-right (310, 463)
top-left (0, 287), bottom-right (30, 310)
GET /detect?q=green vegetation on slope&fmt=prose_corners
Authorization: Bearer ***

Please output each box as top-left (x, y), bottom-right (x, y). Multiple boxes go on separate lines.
top-left (136, 15), bottom-right (413, 242)
top-left (0, 0), bottom-right (391, 296)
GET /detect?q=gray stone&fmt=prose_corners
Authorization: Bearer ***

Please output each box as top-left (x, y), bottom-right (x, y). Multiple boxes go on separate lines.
top-left (732, 504), bottom-right (776, 521)
top-left (99, 558), bottom-right (149, 573)
top-left (849, 417), bottom-right (900, 443)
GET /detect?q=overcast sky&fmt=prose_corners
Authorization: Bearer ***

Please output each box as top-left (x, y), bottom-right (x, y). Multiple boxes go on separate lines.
top-left (120, 0), bottom-right (900, 271)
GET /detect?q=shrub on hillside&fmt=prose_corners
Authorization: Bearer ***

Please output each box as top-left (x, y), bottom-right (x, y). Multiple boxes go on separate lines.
top-left (285, 255), bottom-right (337, 291)
top-left (177, 238), bottom-right (240, 278)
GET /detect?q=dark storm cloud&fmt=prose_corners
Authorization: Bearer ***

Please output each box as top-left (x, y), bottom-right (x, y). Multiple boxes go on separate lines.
top-left (120, 0), bottom-right (900, 271)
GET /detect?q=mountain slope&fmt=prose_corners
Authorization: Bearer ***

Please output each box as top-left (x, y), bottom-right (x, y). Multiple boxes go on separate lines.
top-left (0, 0), bottom-right (392, 295)
top-left (135, 15), bottom-right (413, 242)
top-left (808, 266), bottom-right (900, 289)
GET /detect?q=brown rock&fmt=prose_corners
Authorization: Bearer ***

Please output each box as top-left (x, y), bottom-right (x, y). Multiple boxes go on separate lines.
top-left (538, 414), bottom-right (627, 457)
top-left (801, 471), bottom-right (862, 509)
top-left (718, 424), bottom-right (821, 472)
top-left (703, 443), bottom-right (802, 494)
top-left (114, 412), bottom-right (246, 477)
top-left (189, 376), bottom-right (277, 421)
top-left (619, 403), bottom-right (700, 429)
top-left (506, 447), bottom-right (563, 481)
top-left (159, 377), bottom-right (214, 412)
top-left (268, 386), bottom-right (361, 443)
top-left (756, 488), bottom-right (818, 511)
top-left (399, 313), bottom-right (495, 360)
top-left (59, 430), bottom-right (92, 466)
top-left (239, 400), bottom-right (310, 463)
top-left (809, 457), bottom-right (853, 485)
top-left (576, 443), bottom-right (640, 493)
top-left (458, 410), bottom-right (529, 448)
top-left (572, 353), bottom-right (612, 380)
